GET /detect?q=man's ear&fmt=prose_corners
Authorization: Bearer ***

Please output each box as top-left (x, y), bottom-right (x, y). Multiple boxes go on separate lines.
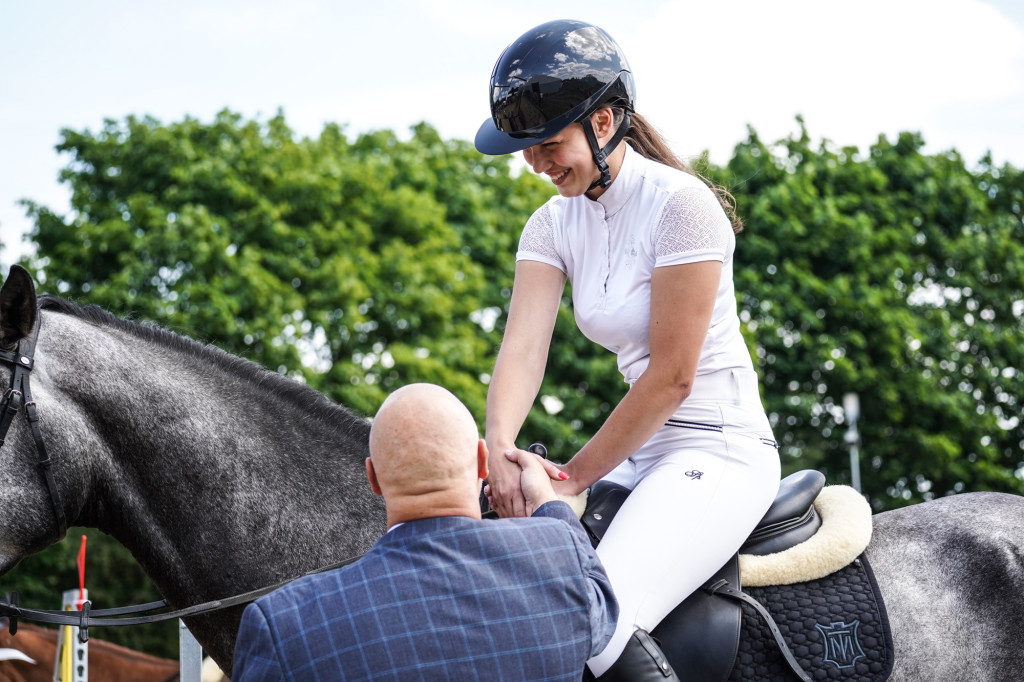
top-left (477, 439), bottom-right (489, 481)
top-left (366, 457), bottom-right (383, 496)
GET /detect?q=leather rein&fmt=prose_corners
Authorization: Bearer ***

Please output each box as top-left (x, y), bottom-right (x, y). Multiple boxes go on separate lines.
top-left (0, 309), bottom-right (363, 638)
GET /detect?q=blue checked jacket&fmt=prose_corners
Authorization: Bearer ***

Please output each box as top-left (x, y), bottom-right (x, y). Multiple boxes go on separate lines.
top-left (232, 501), bottom-right (617, 681)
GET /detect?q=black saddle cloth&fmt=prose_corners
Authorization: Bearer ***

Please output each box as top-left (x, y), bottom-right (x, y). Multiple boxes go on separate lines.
top-left (727, 555), bottom-right (893, 681)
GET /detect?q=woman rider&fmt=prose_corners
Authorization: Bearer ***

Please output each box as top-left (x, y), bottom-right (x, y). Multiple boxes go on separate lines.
top-left (475, 19), bottom-right (781, 680)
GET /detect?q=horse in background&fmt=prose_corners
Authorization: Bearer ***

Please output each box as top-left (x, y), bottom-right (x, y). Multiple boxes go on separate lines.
top-left (0, 619), bottom-right (180, 681)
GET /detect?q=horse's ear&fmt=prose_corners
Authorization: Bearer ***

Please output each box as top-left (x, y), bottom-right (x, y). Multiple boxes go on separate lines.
top-left (0, 265), bottom-right (38, 344)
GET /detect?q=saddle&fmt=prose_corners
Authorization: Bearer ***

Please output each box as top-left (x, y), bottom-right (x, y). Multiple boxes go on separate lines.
top-left (583, 470), bottom-right (894, 682)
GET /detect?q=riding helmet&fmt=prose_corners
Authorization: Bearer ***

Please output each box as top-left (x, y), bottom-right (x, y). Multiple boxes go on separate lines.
top-left (474, 19), bottom-right (636, 157)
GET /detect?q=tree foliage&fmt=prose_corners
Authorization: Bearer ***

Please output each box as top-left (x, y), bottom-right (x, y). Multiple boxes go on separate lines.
top-left (23, 111), bottom-right (550, 417)
top-left (20, 109), bottom-right (626, 454)
top-left (3, 111), bottom-right (1022, 657)
top-left (706, 119), bottom-right (1024, 508)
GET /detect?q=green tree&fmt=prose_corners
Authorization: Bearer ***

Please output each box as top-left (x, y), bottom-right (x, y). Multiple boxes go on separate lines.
top-left (22, 111), bottom-right (553, 418)
top-left (708, 119), bottom-right (1024, 508)
top-left (17, 113), bottom-right (1024, 507)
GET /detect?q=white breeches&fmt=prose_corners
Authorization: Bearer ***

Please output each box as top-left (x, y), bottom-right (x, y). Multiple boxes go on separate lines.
top-left (587, 369), bottom-right (781, 675)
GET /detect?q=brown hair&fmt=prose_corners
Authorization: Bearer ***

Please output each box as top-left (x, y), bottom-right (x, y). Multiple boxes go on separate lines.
top-left (615, 109), bottom-right (743, 233)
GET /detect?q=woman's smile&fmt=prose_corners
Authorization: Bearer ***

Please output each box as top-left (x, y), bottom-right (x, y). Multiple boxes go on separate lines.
top-left (549, 168), bottom-right (570, 186)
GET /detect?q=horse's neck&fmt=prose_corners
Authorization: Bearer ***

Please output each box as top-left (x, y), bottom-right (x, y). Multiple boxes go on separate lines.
top-left (40, 313), bottom-right (383, 603)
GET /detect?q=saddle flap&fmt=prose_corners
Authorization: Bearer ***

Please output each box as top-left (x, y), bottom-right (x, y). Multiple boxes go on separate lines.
top-left (652, 555), bottom-right (742, 682)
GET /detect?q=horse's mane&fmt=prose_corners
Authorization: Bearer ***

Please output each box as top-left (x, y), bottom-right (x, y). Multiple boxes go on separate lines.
top-left (37, 294), bottom-right (371, 441)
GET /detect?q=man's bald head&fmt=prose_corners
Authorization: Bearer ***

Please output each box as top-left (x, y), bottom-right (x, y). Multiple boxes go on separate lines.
top-left (367, 384), bottom-right (487, 524)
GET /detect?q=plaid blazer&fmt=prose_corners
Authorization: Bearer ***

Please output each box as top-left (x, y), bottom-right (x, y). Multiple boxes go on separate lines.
top-left (232, 501), bottom-right (617, 681)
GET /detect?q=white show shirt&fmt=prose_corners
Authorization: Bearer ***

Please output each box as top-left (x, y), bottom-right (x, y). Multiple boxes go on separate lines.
top-left (517, 145), bottom-right (754, 386)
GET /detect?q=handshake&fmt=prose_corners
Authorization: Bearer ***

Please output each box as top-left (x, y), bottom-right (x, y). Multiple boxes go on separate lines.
top-left (487, 449), bottom-right (588, 518)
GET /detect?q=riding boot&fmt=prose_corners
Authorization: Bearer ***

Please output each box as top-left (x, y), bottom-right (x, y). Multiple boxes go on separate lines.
top-left (596, 629), bottom-right (680, 681)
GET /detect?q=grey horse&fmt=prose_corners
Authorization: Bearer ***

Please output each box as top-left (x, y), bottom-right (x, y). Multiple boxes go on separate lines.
top-left (0, 266), bottom-right (385, 676)
top-left (0, 265), bottom-right (1022, 680)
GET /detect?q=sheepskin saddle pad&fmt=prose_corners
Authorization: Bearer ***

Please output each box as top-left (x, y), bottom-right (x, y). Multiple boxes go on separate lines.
top-left (581, 470), bottom-right (894, 682)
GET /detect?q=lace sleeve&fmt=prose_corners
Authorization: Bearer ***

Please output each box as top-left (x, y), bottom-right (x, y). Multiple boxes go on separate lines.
top-left (653, 185), bottom-right (733, 264)
top-left (517, 203), bottom-right (566, 271)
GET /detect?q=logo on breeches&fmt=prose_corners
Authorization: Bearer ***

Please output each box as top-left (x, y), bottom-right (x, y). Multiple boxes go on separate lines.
top-left (684, 470), bottom-right (704, 480)
top-left (815, 620), bottom-right (866, 669)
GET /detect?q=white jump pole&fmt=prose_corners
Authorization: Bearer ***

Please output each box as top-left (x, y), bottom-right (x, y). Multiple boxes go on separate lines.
top-left (179, 619), bottom-right (204, 682)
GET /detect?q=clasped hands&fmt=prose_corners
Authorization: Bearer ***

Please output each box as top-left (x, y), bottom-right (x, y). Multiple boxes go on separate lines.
top-left (485, 448), bottom-right (573, 517)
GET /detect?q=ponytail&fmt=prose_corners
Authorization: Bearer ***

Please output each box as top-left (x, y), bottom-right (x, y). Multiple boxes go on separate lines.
top-left (619, 111), bottom-right (744, 234)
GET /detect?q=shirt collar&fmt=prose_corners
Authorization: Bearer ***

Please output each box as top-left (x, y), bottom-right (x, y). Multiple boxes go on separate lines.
top-left (594, 144), bottom-right (640, 217)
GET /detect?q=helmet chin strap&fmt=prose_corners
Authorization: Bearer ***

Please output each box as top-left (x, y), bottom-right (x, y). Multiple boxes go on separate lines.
top-left (583, 111), bottom-right (632, 192)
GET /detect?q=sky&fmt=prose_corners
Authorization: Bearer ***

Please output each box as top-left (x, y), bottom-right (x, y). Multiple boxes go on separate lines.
top-left (2, 0), bottom-right (1023, 265)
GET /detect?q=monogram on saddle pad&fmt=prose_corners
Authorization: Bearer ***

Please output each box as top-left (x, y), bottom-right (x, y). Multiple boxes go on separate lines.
top-left (581, 470), bottom-right (895, 682)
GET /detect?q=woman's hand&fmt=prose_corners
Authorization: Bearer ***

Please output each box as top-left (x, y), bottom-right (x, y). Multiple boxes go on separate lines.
top-left (504, 449), bottom-right (569, 516)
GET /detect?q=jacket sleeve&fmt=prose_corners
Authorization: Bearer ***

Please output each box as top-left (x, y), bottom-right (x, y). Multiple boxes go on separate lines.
top-left (532, 500), bottom-right (619, 657)
top-left (233, 601), bottom-right (286, 681)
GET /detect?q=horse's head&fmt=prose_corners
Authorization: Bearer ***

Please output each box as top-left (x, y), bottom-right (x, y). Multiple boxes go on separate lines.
top-left (0, 265), bottom-right (58, 574)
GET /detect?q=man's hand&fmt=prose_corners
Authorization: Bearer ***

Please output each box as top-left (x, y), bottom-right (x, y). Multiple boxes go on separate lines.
top-left (484, 448), bottom-right (529, 517)
top-left (504, 449), bottom-right (569, 516)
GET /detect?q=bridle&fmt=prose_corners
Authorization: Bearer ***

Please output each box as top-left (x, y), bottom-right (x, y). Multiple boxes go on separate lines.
top-left (0, 308), bottom-right (363, 638)
top-left (0, 313), bottom-right (67, 540)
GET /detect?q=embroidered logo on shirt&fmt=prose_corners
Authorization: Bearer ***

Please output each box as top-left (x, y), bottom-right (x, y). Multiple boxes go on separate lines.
top-left (685, 470), bottom-right (704, 480)
top-left (624, 234), bottom-right (637, 269)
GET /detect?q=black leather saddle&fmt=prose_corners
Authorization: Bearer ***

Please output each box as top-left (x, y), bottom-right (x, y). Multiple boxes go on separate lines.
top-left (581, 469), bottom-right (825, 553)
top-left (582, 470), bottom-right (826, 682)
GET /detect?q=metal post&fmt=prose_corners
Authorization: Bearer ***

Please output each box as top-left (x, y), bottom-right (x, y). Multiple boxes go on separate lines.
top-left (55, 588), bottom-right (88, 682)
top-left (843, 392), bottom-right (861, 492)
top-left (179, 619), bottom-right (204, 682)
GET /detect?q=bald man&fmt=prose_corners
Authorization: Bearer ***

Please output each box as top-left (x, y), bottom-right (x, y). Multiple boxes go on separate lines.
top-left (233, 383), bottom-right (618, 681)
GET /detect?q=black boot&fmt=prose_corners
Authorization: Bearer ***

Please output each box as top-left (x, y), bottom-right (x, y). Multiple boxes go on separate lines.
top-left (596, 629), bottom-right (680, 680)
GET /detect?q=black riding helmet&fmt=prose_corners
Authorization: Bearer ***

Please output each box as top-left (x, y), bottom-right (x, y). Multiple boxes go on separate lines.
top-left (475, 19), bottom-right (636, 189)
